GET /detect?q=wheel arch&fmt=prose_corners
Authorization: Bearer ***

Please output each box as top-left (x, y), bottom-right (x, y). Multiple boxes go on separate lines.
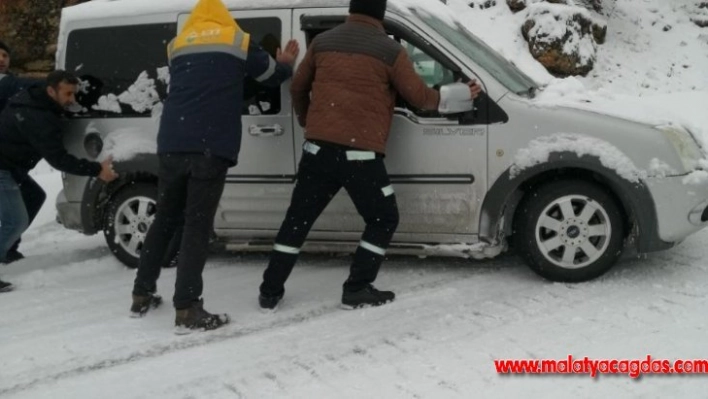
top-left (80, 154), bottom-right (159, 235)
top-left (479, 152), bottom-right (674, 254)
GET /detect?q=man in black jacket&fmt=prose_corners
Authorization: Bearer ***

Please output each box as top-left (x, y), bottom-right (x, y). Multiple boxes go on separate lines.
top-left (0, 40), bottom-right (40, 111)
top-left (0, 70), bottom-right (118, 292)
top-left (0, 41), bottom-right (44, 271)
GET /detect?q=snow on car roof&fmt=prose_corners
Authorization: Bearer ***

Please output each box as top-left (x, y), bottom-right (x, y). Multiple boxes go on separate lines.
top-left (61, 0), bottom-right (456, 25)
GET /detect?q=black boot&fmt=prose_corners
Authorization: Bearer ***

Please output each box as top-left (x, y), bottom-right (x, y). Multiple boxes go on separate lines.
top-left (258, 292), bottom-right (283, 312)
top-left (342, 284), bottom-right (395, 309)
top-left (0, 279), bottom-right (13, 293)
top-left (1, 250), bottom-right (24, 265)
top-left (130, 293), bottom-right (163, 317)
top-left (175, 299), bottom-right (229, 334)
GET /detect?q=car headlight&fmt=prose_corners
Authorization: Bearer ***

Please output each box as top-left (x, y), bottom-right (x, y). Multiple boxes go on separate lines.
top-left (657, 125), bottom-right (704, 172)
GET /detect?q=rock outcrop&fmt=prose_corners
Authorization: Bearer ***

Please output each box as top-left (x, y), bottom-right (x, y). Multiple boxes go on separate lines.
top-left (507, 0), bottom-right (607, 77)
top-left (0, 0), bottom-right (88, 76)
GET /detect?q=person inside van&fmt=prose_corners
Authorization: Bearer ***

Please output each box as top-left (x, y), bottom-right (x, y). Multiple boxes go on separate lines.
top-left (243, 34), bottom-right (283, 115)
top-left (0, 70), bottom-right (119, 292)
top-left (130, 0), bottom-right (299, 332)
top-left (258, 0), bottom-right (482, 310)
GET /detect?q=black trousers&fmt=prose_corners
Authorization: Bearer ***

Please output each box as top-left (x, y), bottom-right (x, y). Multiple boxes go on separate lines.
top-left (260, 140), bottom-right (399, 296)
top-left (133, 153), bottom-right (229, 309)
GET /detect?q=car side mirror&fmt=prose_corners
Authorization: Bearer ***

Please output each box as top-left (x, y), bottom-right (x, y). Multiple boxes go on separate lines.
top-left (437, 82), bottom-right (473, 115)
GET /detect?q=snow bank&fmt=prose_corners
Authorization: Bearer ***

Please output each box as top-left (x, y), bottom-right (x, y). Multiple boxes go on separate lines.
top-left (447, 0), bottom-right (554, 84)
top-left (578, 0), bottom-right (708, 96)
top-left (450, 0), bottom-right (707, 140)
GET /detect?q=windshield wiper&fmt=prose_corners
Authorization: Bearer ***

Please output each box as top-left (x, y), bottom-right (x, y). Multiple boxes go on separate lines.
top-left (528, 86), bottom-right (536, 98)
top-left (516, 86), bottom-right (536, 98)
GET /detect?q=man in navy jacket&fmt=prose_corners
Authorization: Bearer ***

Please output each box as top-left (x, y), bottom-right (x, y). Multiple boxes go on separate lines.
top-left (131, 0), bottom-right (299, 332)
top-left (0, 41), bottom-right (41, 111)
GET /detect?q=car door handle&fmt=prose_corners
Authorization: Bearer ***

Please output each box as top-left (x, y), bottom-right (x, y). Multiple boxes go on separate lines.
top-left (249, 124), bottom-right (284, 137)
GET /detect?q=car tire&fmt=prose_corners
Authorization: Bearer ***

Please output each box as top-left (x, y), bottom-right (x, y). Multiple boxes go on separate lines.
top-left (513, 179), bottom-right (626, 282)
top-left (103, 183), bottom-right (158, 269)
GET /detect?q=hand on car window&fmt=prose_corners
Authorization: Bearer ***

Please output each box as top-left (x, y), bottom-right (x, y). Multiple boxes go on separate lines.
top-left (276, 40), bottom-right (300, 67)
top-left (468, 79), bottom-right (482, 100)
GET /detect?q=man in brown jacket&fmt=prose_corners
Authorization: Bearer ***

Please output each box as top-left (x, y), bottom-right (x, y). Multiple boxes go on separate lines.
top-left (259, 0), bottom-right (482, 310)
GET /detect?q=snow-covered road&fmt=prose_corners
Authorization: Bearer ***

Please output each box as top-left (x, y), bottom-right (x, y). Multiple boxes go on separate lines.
top-left (2, 0), bottom-right (708, 395)
top-left (2, 191), bottom-right (708, 397)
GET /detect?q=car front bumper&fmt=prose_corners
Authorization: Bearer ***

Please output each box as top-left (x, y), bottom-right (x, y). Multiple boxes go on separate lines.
top-left (646, 174), bottom-right (708, 243)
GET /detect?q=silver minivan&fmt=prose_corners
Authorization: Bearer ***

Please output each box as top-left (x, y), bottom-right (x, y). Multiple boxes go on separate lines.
top-left (55, 0), bottom-right (708, 282)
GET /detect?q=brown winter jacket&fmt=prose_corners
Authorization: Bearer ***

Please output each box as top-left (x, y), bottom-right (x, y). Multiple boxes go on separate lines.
top-left (291, 14), bottom-right (440, 154)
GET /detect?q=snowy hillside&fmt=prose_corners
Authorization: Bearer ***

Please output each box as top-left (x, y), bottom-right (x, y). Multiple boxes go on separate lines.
top-left (2, 0), bottom-right (708, 397)
top-left (453, 0), bottom-right (708, 94)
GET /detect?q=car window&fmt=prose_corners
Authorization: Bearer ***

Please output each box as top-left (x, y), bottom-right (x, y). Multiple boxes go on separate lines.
top-left (392, 36), bottom-right (456, 118)
top-left (65, 23), bottom-right (176, 118)
top-left (65, 18), bottom-right (284, 118)
top-left (237, 17), bottom-right (283, 116)
top-left (400, 39), bottom-right (456, 89)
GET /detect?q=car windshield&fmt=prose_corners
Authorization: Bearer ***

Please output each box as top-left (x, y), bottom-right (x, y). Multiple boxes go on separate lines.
top-left (413, 9), bottom-right (538, 96)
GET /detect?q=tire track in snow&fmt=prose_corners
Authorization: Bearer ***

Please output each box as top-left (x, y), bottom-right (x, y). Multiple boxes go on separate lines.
top-left (6, 247), bottom-right (699, 396)
top-left (257, 263), bottom-right (698, 397)
top-left (0, 304), bottom-right (340, 397)
top-left (0, 268), bottom-right (494, 397)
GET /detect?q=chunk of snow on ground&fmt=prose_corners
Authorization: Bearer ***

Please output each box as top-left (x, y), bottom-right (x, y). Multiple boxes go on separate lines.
top-left (421, 242), bottom-right (505, 259)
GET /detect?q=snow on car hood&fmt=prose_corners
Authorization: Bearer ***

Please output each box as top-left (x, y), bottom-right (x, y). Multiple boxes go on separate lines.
top-left (531, 77), bottom-right (708, 149)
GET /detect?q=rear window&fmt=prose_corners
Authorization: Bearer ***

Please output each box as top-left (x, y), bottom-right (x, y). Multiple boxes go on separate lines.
top-left (65, 23), bottom-right (176, 118)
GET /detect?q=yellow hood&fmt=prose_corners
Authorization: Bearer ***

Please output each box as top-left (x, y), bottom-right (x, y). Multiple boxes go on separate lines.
top-left (172, 0), bottom-right (249, 52)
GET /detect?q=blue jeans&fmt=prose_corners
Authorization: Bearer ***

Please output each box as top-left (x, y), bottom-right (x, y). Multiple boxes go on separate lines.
top-left (0, 171), bottom-right (45, 262)
top-left (0, 170), bottom-right (28, 262)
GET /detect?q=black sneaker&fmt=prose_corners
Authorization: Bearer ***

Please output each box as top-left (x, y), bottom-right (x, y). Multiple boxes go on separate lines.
top-left (174, 299), bottom-right (229, 334)
top-left (342, 285), bottom-right (395, 309)
top-left (258, 293), bottom-right (283, 312)
top-left (1, 250), bottom-right (24, 265)
top-left (130, 293), bottom-right (163, 318)
top-left (0, 279), bottom-right (13, 293)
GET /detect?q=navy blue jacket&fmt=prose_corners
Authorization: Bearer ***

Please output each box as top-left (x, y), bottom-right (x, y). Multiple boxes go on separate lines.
top-left (0, 73), bottom-right (41, 111)
top-left (158, 42), bottom-right (292, 166)
top-left (0, 86), bottom-right (102, 180)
